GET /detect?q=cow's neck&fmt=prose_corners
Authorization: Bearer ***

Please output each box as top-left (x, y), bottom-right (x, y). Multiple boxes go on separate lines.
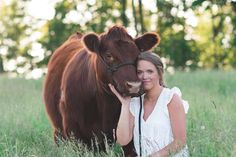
top-left (96, 91), bottom-right (121, 134)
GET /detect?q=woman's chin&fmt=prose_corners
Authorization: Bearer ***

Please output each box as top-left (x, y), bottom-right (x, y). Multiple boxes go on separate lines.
top-left (143, 86), bottom-right (151, 91)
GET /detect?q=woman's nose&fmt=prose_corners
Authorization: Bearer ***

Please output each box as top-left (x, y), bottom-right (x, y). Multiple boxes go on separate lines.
top-left (142, 72), bottom-right (148, 79)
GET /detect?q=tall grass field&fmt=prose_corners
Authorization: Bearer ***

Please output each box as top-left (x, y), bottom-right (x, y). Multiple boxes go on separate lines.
top-left (0, 71), bottom-right (235, 157)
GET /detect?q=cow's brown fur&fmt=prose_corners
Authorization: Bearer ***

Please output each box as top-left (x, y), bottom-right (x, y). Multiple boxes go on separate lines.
top-left (43, 26), bottom-right (160, 157)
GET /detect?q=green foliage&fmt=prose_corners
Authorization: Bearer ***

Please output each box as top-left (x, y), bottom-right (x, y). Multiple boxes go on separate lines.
top-left (0, 0), bottom-right (41, 74)
top-left (192, 0), bottom-right (205, 8)
top-left (193, 1), bottom-right (236, 69)
top-left (159, 31), bottom-right (200, 69)
top-left (153, 1), bottom-right (200, 69)
top-left (0, 0), bottom-right (30, 59)
top-left (1, 0), bottom-right (236, 75)
top-left (38, 0), bottom-right (79, 66)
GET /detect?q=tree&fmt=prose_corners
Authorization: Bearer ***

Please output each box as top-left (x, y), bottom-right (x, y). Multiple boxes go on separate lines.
top-left (0, 57), bottom-right (3, 73)
top-left (138, 0), bottom-right (145, 34)
top-left (121, 0), bottom-right (128, 27)
top-left (230, 1), bottom-right (236, 67)
top-left (154, 0), bottom-right (200, 69)
top-left (132, 0), bottom-right (139, 36)
top-left (1, 0), bottom-right (236, 74)
top-left (0, 0), bottom-right (34, 73)
top-left (192, 0), bottom-right (235, 69)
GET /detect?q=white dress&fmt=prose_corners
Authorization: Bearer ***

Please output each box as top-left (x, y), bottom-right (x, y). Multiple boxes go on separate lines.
top-left (130, 87), bottom-right (189, 157)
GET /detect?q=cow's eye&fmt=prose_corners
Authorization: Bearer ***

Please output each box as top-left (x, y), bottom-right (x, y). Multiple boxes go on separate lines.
top-left (105, 53), bottom-right (114, 62)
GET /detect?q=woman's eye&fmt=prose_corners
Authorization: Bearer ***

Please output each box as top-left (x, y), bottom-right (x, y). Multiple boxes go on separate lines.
top-left (137, 71), bottom-right (142, 75)
top-left (147, 70), bottom-right (153, 74)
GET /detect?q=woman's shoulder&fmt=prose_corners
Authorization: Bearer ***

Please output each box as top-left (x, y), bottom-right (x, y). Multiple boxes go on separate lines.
top-left (164, 86), bottom-right (182, 95)
top-left (163, 86), bottom-right (189, 114)
top-left (163, 86), bottom-right (183, 100)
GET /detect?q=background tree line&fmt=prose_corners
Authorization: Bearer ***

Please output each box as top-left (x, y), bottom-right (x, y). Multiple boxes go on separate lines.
top-left (0, 0), bottom-right (236, 77)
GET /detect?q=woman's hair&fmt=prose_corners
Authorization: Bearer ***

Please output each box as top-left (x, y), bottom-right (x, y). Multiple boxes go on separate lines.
top-left (137, 51), bottom-right (165, 87)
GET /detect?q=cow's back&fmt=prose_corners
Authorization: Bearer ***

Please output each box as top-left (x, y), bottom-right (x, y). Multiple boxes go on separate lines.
top-left (43, 33), bottom-right (83, 137)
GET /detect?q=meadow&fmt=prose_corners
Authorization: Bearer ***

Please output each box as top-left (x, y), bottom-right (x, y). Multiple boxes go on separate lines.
top-left (0, 70), bottom-right (235, 157)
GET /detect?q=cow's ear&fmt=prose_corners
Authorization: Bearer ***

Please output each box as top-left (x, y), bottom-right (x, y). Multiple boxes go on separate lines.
top-left (134, 33), bottom-right (160, 52)
top-left (83, 33), bottom-right (100, 53)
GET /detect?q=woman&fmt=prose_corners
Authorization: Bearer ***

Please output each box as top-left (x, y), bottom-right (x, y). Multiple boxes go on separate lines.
top-left (109, 52), bottom-right (189, 157)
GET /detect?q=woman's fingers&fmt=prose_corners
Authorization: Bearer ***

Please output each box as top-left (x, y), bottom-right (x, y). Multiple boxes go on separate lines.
top-left (108, 84), bottom-right (131, 105)
top-left (108, 84), bottom-right (122, 99)
top-left (108, 84), bottom-right (125, 101)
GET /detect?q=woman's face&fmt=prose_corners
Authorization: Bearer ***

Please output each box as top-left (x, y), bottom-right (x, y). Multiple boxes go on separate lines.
top-left (137, 60), bottom-right (160, 91)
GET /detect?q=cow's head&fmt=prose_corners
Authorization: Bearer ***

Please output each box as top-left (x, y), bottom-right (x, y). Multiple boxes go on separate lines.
top-left (83, 26), bottom-right (160, 97)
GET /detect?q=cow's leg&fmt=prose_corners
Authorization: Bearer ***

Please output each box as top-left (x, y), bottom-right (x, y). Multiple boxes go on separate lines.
top-left (44, 79), bottom-right (64, 144)
top-left (62, 119), bottom-right (81, 140)
top-left (45, 101), bottom-right (64, 144)
top-left (53, 127), bottom-right (64, 145)
top-left (47, 103), bottom-right (64, 144)
top-left (59, 99), bottom-right (85, 144)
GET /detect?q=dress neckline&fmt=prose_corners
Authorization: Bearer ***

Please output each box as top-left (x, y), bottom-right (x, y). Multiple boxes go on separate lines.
top-left (142, 88), bottom-right (166, 122)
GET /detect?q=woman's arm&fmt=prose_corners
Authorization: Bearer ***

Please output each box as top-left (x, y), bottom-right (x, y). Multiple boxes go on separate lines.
top-left (108, 84), bottom-right (134, 146)
top-left (116, 100), bottom-right (134, 145)
top-left (149, 94), bottom-right (187, 157)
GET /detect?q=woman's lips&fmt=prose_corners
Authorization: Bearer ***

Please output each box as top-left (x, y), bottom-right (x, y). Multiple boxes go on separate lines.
top-left (142, 80), bottom-right (150, 84)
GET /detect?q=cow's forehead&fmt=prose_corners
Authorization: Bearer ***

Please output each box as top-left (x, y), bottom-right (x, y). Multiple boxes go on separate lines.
top-left (99, 27), bottom-right (139, 56)
top-left (100, 26), bottom-right (133, 42)
top-left (101, 39), bottom-right (138, 53)
top-left (98, 40), bottom-right (139, 62)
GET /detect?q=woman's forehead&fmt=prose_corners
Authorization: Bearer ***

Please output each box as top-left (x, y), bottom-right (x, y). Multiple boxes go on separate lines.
top-left (137, 60), bottom-right (156, 70)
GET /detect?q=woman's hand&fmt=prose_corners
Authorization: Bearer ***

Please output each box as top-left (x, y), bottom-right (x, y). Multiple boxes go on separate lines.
top-left (108, 84), bottom-right (131, 106)
top-left (109, 83), bottom-right (134, 146)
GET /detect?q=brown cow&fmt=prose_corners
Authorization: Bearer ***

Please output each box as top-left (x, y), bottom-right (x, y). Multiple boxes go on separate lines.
top-left (43, 26), bottom-right (160, 156)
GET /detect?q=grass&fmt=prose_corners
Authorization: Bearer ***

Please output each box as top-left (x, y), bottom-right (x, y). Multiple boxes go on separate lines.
top-left (166, 70), bottom-right (236, 157)
top-left (0, 70), bottom-right (235, 157)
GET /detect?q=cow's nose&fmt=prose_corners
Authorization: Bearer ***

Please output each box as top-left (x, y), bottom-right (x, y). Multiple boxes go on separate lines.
top-left (126, 81), bottom-right (141, 94)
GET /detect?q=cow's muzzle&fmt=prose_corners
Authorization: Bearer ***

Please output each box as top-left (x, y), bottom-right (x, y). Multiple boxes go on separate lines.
top-left (125, 81), bottom-right (144, 97)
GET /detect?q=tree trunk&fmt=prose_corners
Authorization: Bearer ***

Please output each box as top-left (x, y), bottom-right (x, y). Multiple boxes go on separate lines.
top-left (138, 0), bottom-right (145, 34)
top-left (156, 0), bottom-right (161, 33)
top-left (132, 0), bottom-right (139, 36)
top-left (121, 0), bottom-right (128, 27)
top-left (231, 2), bottom-right (236, 46)
top-left (0, 56), bottom-right (4, 73)
top-left (210, 5), bottom-right (219, 69)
